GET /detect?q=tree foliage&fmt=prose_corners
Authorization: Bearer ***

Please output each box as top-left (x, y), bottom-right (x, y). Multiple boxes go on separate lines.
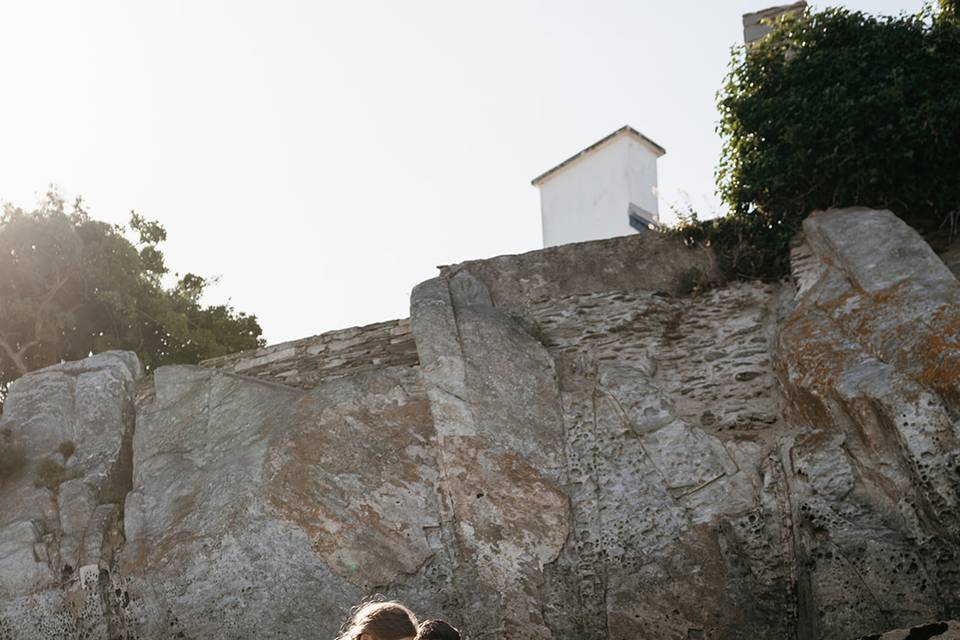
top-left (942, 0), bottom-right (958, 19)
top-left (718, 5), bottom-right (960, 234)
top-left (677, 4), bottom-right (960, 281)
top-left (0, 192), bottom-right (264, 394)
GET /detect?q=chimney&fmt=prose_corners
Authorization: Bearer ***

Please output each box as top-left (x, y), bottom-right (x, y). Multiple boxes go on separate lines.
top-left (743, 1), bottom-right (807, 45)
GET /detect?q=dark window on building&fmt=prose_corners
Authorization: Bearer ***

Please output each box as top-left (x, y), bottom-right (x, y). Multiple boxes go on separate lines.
top-left (628, 204), bottom-right (658, 233)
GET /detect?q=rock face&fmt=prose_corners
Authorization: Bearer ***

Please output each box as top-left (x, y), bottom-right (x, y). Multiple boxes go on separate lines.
top-left (118, 364), bottom-right (439, 637)
top-left (0, 210), bottom-right (957, 639)
top-left (782, 210), bottom-right (960, 638)
top-left (0, 352), bottom-right (140, 638)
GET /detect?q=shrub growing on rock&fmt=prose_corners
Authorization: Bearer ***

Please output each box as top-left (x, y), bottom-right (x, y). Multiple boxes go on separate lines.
top-left (671, 207), bottom-right (794, 282)
top-left (57, 440), bottom-right (76, 461)
top-left (33, 458), bottom-right (80, 492)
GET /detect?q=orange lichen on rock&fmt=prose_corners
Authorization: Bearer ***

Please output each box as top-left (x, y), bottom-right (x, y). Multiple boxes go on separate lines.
top-left (916, 305), bottom-right (960, 406)
top-left (781, 309), bottom-right (855, 395)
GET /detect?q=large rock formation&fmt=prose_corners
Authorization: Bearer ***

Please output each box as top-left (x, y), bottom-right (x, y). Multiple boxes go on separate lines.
top-left (0, 352), bottom-right (140, 638)
top-left (0, 212), bottom-right (957, 639)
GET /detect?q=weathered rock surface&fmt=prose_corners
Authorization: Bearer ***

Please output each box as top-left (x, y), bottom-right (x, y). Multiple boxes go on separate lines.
top-left (115, 363), bottom-right (440, 637)
top-left (0, 352), bottom-right (140, 638)
top-left (781, 210), bottom-right (960, 639)
top-left (0, 208), bottom-right (957, 639)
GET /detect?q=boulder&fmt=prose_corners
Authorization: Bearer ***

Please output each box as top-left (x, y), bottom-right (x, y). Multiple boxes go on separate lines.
top-left (0, 351), bottom-right (140, 638)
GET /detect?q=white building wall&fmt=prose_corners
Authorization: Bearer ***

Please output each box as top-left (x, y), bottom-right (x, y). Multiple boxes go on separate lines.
top-left (626, 137), bottom-right (660, 219)
top-left (538, 134), bottom-right (660, 248)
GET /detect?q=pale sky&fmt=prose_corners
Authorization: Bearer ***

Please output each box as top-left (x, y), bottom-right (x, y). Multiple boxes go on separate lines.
top-left (0, 0), bottom-right (917, 344)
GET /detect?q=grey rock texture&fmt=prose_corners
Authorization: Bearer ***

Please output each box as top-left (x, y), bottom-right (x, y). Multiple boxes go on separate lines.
top-left (780, 209), bottom-right (960, 639)
top-left (116, 364), bottom-right (439, 638)
top-left (0, 352), bottom-right (140, 638)
top-left (0, 208), bottom-right (958, 639)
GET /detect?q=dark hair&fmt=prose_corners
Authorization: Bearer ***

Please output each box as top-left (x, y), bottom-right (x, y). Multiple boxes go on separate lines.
top-left (417, 619), bottom-right (461, 640)
top-left (336, 601), bottom-right (418, 640)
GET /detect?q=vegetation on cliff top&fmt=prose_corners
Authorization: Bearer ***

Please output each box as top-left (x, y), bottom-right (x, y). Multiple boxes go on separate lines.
top-left (675, 3), bottom-right (960, 281)
top-left (0, 192), bottom-right (264, 396)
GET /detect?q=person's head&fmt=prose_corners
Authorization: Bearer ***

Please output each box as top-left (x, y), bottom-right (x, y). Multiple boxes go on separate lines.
top-left (416, 619), bottom-right (461, 640)
top-left (336, 601), bottom-right (419, 640)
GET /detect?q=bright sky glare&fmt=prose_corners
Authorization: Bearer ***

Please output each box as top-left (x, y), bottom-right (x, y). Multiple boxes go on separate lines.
top-left (0, 0), bottom-right (918, 343)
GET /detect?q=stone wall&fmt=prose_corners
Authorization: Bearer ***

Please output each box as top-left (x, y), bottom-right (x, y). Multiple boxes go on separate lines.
top-left (199, 317), bottom-right (417, 389)
top-left (0, 209), bottom-right (958, 640)
top-left (440, 229), bottom-right (718, 307)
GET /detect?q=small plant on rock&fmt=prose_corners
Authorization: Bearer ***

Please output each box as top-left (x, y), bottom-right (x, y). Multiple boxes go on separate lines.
top-left (33, 458), bottom-right (80, 492)
top-left (57, 440), bottom-right (76, 461)
top-left (673, 266), bottom-right (711, 297)
top-left (668, 206), bottom-right (795, 282)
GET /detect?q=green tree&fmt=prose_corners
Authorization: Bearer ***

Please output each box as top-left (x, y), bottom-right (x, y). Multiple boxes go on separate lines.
top-left (0, 192), bottom-right (264, 394)
top-left (678, 5), bottom-right (960, 281)
top-left (941, 0), bottom-right (958, 19)
top-left (717, 5), bottom-right (960, 233)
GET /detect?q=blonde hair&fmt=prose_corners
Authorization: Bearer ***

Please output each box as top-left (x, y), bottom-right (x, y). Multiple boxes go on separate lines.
top-left (336, 600), bottom-right (418, 640)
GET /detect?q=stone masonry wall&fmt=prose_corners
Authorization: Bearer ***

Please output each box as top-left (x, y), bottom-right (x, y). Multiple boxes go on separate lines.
top-left (199, 318), bottom-right (417, 389)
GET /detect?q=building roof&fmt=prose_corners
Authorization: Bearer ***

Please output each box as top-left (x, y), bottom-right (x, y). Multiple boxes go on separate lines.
top-left (531, 125), bottom-right (666, 187)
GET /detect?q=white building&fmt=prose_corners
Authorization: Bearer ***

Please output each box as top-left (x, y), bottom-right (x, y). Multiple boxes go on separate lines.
top-left (532, 125), bottom-right (665, 248)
